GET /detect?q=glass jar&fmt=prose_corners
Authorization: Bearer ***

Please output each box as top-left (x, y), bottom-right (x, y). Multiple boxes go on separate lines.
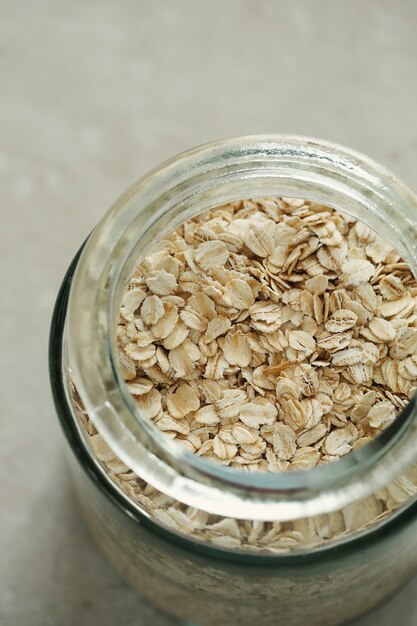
top-left (49, 135), bottom-right (417, 626)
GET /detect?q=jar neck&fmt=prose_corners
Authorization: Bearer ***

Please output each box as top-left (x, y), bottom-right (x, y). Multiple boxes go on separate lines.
top-left (67, 135), bottom-right (417, 521)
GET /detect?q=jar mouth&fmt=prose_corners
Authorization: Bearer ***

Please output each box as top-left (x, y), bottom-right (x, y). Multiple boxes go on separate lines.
top-left (66, 134), bottom-right (417, 520)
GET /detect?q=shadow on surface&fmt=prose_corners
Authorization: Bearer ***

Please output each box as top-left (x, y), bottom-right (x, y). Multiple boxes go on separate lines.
top-left (348, 571), bottom-right (417, 626)
top-left (1, 453), bottom-right (180, 626)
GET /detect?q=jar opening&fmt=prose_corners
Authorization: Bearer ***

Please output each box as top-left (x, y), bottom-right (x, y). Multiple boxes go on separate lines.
top-left (67, 135), bottom-right (417, 520)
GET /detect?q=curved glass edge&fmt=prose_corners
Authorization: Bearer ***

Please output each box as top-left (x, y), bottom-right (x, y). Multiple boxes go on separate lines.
top-left (65, 134), bottom-right (417, 520)
top-left (49, 248), bottom-right (417, 566)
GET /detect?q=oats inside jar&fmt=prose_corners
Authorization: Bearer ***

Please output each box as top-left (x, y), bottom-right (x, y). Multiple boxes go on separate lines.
top-left (116, 197), bottom-right (417, 472)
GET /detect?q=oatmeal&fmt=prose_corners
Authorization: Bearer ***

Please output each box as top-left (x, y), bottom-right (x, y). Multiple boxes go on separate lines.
top-left (116, 197), bottom-right (417, 472)
top-left (67, 196), bottom-right (417, 555)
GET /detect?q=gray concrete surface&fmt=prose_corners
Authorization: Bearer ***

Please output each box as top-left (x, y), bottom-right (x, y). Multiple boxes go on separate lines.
top-left (2, 1), bottom-right (417, 624)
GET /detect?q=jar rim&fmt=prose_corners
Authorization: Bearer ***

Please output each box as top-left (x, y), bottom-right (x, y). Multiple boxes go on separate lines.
top-left (65, 134), bottom-right (417, 520)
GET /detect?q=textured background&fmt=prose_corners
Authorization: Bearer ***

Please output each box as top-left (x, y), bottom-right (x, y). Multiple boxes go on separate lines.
top-left (2, 1), bottom-right (417, 624)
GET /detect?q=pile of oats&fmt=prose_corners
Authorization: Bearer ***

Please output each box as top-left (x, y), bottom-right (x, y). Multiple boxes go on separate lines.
top-left (116, 197), bottom-right (417, 472)
top-left (67, 197), bottom-right (417, 558)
